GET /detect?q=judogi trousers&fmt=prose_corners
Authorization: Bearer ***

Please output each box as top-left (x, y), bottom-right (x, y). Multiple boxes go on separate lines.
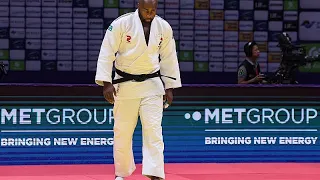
top-left (113, 95), bottom-right (165, 179)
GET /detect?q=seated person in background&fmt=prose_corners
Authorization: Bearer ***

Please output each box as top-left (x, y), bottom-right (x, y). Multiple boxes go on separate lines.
top-left (237, 41), bottom-right (265, 84)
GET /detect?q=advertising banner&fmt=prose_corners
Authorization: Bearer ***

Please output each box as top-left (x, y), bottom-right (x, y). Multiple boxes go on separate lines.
top-left (299, 43), bottom-right (320, 72)
top-left (1, 0), bottom-right (304, 85)
top-left (300, 1), bottom-right (320, 9)
top-left (299, 12), bottom-right (320, 41)
top-left (1, 93), bottom-right (320, 165)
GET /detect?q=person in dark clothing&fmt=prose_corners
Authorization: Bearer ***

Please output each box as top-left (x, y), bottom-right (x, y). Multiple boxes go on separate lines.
top-left (237, 41), bottom-right (265, 84)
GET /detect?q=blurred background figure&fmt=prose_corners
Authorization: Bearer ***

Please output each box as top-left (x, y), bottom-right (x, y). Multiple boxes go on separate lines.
top-left (237, 41), bottom-right (265, 84)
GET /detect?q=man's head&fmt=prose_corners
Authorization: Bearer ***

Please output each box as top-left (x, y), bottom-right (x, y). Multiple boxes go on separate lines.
top-left (138, 0), bottom-right (158, 23)
top-left (244, 41), bottom-right (260, 60)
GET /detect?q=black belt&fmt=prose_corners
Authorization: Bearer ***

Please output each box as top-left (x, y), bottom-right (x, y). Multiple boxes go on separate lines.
top-left (112, 68), bottom-right (176, 84)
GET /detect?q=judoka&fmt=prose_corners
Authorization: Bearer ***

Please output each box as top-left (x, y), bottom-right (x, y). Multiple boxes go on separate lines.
top-left (94, 0), bottom-right (182, 179)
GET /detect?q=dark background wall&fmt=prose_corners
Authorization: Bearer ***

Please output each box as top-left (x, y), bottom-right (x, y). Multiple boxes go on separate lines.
top-left (0, 0), bottom-right (320, 84)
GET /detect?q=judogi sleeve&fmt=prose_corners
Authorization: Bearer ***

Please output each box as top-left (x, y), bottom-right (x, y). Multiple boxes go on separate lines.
top-left (159, 25), bottom-right (182, 89)
top-left (95, 20), bottom-right (123, 86)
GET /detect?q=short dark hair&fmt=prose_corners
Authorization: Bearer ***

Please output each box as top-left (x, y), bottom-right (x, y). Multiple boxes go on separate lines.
top-left (244, 41), bottom-right (257, 57)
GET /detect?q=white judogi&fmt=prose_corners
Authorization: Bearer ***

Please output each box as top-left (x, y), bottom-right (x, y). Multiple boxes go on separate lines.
top-left (95, 9), bottom-right (181, 179)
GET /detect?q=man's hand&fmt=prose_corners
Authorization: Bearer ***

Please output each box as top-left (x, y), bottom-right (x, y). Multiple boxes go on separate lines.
top-left (163, 88), bottom-right (173, 107)
top-left (239, 74), bottom-right (265, 84)
top-left (103, 82), bottom-right (116, 104)
top-left (253, 74), bottom-right (265, 83)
